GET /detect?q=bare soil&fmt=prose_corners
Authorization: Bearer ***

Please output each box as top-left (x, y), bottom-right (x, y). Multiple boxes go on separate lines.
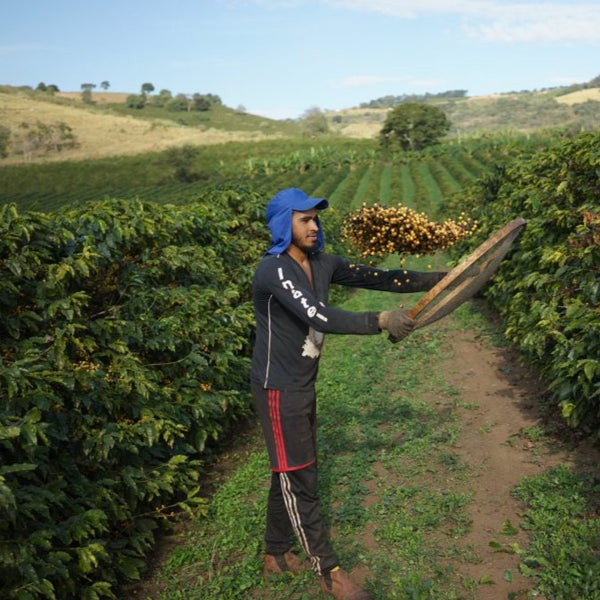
top-left (416, 323), bottom-right (598, 599)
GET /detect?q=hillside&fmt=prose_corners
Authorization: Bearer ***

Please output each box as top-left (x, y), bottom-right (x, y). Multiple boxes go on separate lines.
top-left (0, 88), bottom-right (299, 165)
top-left (2, 85), bottom-right (600, 165)
top-left (326, 87), bottom-right (600, 138)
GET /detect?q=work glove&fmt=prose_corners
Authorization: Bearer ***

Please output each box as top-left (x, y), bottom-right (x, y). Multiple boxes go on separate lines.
top-left (378, 309), bottom-right (416, 343)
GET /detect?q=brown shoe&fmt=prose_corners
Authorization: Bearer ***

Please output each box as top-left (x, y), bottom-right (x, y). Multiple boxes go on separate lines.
top-left (319, 568), bottom-right (371, 600)
top-left (263, 551), bottom-right (304, 577)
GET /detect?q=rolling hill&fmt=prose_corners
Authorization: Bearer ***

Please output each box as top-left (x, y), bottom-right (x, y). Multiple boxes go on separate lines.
top-left (1, 84), bottom-right (600, 165)
top-left (0, 87), bottom-right (300, 165)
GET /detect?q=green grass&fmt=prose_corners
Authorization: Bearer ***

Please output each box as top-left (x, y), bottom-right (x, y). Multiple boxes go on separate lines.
top-left (0, 137), bottom-right (374, 211)
top-left (512, 465), bottom-right (600, 600)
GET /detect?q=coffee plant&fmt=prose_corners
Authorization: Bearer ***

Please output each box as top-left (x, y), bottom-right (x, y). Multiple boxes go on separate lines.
top-left (443, 131), bottom-right (600, 435)
top-left (0, 188), bottom-right (269, 599)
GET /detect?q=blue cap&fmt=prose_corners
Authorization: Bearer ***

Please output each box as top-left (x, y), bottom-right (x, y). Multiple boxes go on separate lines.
top-left (266, 188), bottom-right (329, 255)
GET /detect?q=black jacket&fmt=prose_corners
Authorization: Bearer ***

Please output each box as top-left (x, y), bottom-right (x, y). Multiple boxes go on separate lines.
top-left (250, 252), bottom-right (443, 391)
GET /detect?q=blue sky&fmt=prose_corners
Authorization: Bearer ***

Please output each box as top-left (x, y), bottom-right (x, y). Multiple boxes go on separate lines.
top-left (1, 0), bottom-right (599, 119)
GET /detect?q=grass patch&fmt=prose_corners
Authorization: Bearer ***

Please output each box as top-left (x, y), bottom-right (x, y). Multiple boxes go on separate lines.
top-left (511, 465), bottom-right (600, 600)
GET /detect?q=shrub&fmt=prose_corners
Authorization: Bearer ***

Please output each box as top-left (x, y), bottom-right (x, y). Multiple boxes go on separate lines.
top-left (444, 131), bottom-right (600, 436)
top-left (0, 189), bottom-right (269, 598)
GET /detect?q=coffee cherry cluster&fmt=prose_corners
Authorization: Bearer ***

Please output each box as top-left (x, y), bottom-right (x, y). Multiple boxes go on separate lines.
top-left (342, 202), bottom-right (478, 260)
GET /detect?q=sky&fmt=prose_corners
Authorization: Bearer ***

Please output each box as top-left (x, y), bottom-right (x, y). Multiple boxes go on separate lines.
top-left (1, 0), bottom-right (600, 120)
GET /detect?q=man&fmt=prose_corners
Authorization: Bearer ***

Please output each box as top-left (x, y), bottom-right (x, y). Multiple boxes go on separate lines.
top-left (251, 188), bottom-right (445, 600)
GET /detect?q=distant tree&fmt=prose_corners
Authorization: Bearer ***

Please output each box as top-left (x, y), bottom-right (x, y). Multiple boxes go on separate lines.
top-left (151, 89), bottom-right (173, 107)
top-left (205, 93), bottom-right (222, 106)
top-left (80, 83), bottom-right (96, 104)
top-left (301, 106), bottom-right (330, 136)
top-left (166, 94), bottom-right (190, 112)
top-left (0, 125), bottom-right (10, 158)
top-left (141, 82), bottom-right (155, 95)
top-left (379, 102), bottom-right (450, 151)
top-left (164, 145), bottom-right (200, 182)
top-left (16, 120), bottom-right (78, 159)
top-left (100, 81), bottom-right (110, 90)
top-left (126, 94), bottom-right (146, 109)
top-left (361, 89), bottom-right (468, 109)
top-left (588, 74), bottom-right (600, 88)
top-left (36, 82), bottom-right (59, 94)
top-left (235, 104), bottom-right (247, 114)
top-left (191, 93), bottom-right (211, 111)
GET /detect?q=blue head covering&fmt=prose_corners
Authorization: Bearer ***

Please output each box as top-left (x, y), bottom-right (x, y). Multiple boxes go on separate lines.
top-left (266, 188), bottom-right (329, 255)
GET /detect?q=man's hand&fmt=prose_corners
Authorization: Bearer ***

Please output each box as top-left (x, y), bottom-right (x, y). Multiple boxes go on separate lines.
top-left (378, 309), bottom-right (416, 343)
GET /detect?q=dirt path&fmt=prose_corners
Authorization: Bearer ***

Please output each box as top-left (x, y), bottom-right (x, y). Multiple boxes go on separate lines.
top-left (435, 324), bottom-right (597, 599)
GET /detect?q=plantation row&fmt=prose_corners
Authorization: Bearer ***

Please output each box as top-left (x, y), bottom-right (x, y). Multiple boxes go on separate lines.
top-left (0, 135), bottom-right (539, 215)
top-left (0, 191), bottom-right (273, 599)
top-left (445, 130), bottom-right (600, 431)
top-left (1, 142), bottom-right (493, 598)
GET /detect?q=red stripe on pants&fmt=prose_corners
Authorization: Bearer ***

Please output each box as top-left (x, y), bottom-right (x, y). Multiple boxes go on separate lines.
top-left (268, 389), bottom-right (288, 471)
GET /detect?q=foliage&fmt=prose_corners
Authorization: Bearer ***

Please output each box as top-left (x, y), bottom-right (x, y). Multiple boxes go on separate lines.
top-left (0, 125), bottom-right (10, 158)
top-left (150, 89), bottom-right (173, 107)
top-left (125, 94), bottom-right (146, 109)
top-left (13, 121), bottom-right (78, 160)
top-left (512, 465), bottom-right (600, 599)
top-left (129, 87), bottom-right (221, 113)
top-left (0, 138), bottom-right (376, 211)
top-left (300, 107), bottom-right (330, 136)
top-left (140, 83), bottom-right (155, 95)
top-left (379, 102), bottom-right (451, 152)
top-left (360, 89), bottom-right (468, 108)
top-left (443, 131), bottom-right (600, 435)
top-left (80, 84), bottom-right (95, 105)
top-left (1, 120), bottom-right (598, 598)
top-left (162, 145), bottom-right (204, 183)
top-left (0, 189), bottom-right (269, 598)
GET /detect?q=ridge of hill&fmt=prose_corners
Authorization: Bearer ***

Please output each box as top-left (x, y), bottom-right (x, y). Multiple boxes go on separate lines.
top-left (325, 87), bottom-right (600, 138)
top-left (0, 87), bottom-right (301, 165)
top-left (1, 85), bottom-right (600, 164)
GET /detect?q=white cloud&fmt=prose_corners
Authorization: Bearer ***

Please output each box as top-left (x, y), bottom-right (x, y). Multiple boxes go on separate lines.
top-left (465, 4), bottom-right (600, 43)
top-left (326, 0), bottom-right (600, 43)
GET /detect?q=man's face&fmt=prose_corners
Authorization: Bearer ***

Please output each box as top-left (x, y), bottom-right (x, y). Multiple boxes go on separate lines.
top-left (291, 209), bottom-right (320, 254)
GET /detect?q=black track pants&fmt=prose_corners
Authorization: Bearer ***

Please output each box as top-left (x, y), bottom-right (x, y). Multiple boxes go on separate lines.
top-left (252, 383), bottom-right (339, 575)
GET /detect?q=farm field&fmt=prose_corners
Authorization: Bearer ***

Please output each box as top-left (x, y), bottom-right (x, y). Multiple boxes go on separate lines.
top-left (116, 135), bottom-right (599, 599)
top-left (1, 90), bottom-right (599, 600)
